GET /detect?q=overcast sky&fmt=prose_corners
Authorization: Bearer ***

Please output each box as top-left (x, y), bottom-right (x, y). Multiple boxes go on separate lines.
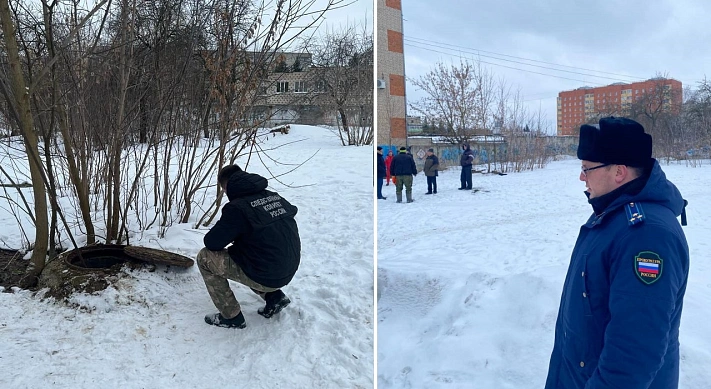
top-left (310, 0), bottom-right (372, 33)
top-left (400, 0), bottom-right (711, 134)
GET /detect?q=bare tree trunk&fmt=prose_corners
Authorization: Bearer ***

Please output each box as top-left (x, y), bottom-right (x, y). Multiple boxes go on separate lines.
top-left (0, 0), bottom-right (49, 286)
top-left (107, 0), bottom-right (133, 242)
top-left (58, 106), bottom-right (96, 244)
top-left (338, 107), bottom-right (352, 144)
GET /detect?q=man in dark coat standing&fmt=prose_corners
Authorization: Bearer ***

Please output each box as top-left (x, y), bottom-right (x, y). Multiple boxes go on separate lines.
top-left (376, 146), bottom-right (387, 200)
top-left (423, 148), bottom-right (440, 195)
top-left (390, 146), bottom-right (417, 203)
top-left (459, 143), bottom-right (474, 190)
top-left (198, 165), bottom-right (301, 328)
top-left (545, 117), bottom-right (689, 388)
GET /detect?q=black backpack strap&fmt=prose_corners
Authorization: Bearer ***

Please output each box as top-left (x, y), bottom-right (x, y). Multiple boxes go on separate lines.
top-left (681, 199), bottom-right (688, 226)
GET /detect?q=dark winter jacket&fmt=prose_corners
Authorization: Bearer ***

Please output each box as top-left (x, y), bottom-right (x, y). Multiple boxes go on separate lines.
top-left (203, 171), bottom-right (301, 288)
top-left (460, 144), bottom-right (474, 167)
top-left (377, 152), bottom-right (387, 179)
top-left (390, 151), bottom-right (417, 176)
top-left (545, 160), bottom-right (689, 389)
top-left (423, 155), bottom-right (440, 177)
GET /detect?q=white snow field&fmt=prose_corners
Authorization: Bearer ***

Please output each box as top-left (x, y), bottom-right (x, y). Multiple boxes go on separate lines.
top-left (377, 158), bottom-right (711, 388)
top-left (0, 125), bottom-right (374, 388)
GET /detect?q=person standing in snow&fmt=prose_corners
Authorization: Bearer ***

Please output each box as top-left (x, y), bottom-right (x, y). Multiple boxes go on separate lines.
top-left (423, 148), bottom-right (440, 195)
top-left (197, 165), bottom-right (300, 328)
top-left (459, 143), bottom-right (474, 190)
top-left (385, 149), bottom-right (394, 186)
top-left (376, 146), bottom-right (387, 200)
top-left (390, 146), bottom-right (417, 203)
top-left (545, 117), bottom-right (689, 389)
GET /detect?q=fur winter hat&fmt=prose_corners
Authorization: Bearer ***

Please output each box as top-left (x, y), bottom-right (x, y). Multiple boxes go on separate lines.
top-left (577, 117), bottom-right (652, 168)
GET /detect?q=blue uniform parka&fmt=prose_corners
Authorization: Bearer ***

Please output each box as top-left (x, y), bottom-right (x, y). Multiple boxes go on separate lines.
top-left (545, 160), bottom-right (689, 389)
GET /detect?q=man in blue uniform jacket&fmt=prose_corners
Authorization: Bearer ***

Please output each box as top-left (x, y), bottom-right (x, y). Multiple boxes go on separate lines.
top-left (545, 117), bottom-right (689, 389)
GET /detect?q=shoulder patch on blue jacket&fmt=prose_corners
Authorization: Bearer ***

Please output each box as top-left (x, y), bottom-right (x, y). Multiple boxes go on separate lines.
top-left (635, 251), bottom-right (663, 285)
top-left (625, 202), bottom-right (645, 226)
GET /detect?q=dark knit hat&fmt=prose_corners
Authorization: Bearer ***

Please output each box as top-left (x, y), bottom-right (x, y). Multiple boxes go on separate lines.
top-left (399, 146), bottom-right (407, 153)
top-left (577, 117), bottom-right (652, 168)
top-left (217, 164), bottom-right (243, 187)
top-left (377, 146), bottom-right (382, 151)
top-left (428, 148), bottom-right (434, 152)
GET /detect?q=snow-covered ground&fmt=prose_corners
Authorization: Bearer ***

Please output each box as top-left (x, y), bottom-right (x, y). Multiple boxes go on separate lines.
top-left (0, 125), bottom-right (374, 388)
top-left (377, 158), bottom-right (711, 388)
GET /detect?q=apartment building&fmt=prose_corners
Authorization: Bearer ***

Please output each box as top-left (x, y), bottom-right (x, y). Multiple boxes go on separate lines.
top-left (249, 52), bottom-right (325, 126)
top-left (557, 78), bottom-right (682, 136)
top-left (248, 51), bottom-right (371, 127)
top-left (376, 0), bottom-right (407, 146)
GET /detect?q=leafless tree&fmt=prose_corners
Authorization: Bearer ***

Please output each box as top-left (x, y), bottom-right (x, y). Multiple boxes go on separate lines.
top-left (305, 23), bottom-right (373, 146)
top-left (0, 0), bottom-right (348, 287)
top-left (409, 59), bottom-right (495, 144)
top-left (490, 77), bottom-right (552, 173)
top-left (624, 75), bottom-right (684, 162)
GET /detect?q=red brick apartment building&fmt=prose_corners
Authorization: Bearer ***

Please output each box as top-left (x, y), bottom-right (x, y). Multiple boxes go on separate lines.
top-left (377, 0), bottom-right (407, 146)
top-left (557, 78), bottom-right (682, 135)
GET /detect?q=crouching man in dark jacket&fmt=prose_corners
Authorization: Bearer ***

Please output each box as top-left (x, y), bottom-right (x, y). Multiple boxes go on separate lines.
top-left (198, 165), bottom-right (301, 328)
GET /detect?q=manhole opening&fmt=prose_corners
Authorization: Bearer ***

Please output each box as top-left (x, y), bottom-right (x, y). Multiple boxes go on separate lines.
top-left (65, 245), bottom-right (134, 270)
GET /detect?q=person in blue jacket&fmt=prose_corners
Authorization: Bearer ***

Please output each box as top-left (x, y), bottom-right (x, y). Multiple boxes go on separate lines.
top-left (459, 143), bottom-right (474, 190)
top-left (545, 117), bottom-right (689, 389)
top-left (390, 146), bottom-right (418, 203)
top-left (376, 146), bottom-right (387, 200)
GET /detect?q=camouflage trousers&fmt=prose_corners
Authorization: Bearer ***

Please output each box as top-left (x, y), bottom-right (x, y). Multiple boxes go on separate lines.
top-left (197, 248), bottom-right (278, 319)
top-left (395, 175), bottom-right (413, 196)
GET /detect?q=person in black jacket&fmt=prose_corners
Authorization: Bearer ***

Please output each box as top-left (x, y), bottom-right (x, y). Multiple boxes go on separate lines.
top-left (459, 143), bottom-right (474, 190)
top-left (390, 146), bottom-right (418, 203)
top-left (376, 146), bottom-right (387, 200)
top-left (423, 148), bottom-right (440, 194)
top-left (198, 165), bottom-right (301, 328)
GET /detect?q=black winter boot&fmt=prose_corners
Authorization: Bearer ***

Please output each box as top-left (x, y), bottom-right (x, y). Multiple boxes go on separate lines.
top-left (204, 311), bottom-right (246, 329)
top-left (258, 290), bottom-right (291, 318)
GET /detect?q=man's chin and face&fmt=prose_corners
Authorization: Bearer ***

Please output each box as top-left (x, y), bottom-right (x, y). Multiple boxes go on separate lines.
top-left (580, 160), bottom-right (616, 199)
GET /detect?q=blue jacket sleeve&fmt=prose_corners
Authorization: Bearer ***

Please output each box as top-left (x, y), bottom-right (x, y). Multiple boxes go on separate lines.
top-left (585, 224), bottom-right (688, 389)
top-left (203, 202), bottom-right (250, 251)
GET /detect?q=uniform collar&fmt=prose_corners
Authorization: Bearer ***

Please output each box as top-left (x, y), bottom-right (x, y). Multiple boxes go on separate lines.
top-left (587, 173), bottom-right (649, 216)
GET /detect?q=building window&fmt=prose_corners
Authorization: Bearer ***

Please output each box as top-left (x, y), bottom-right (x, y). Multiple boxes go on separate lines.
top-left (293, 81), bottom-right (306, 93)
top-left (277, 81), bottom-right (289, 93)
top-left (314, 80), bottom-right (327, 92)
